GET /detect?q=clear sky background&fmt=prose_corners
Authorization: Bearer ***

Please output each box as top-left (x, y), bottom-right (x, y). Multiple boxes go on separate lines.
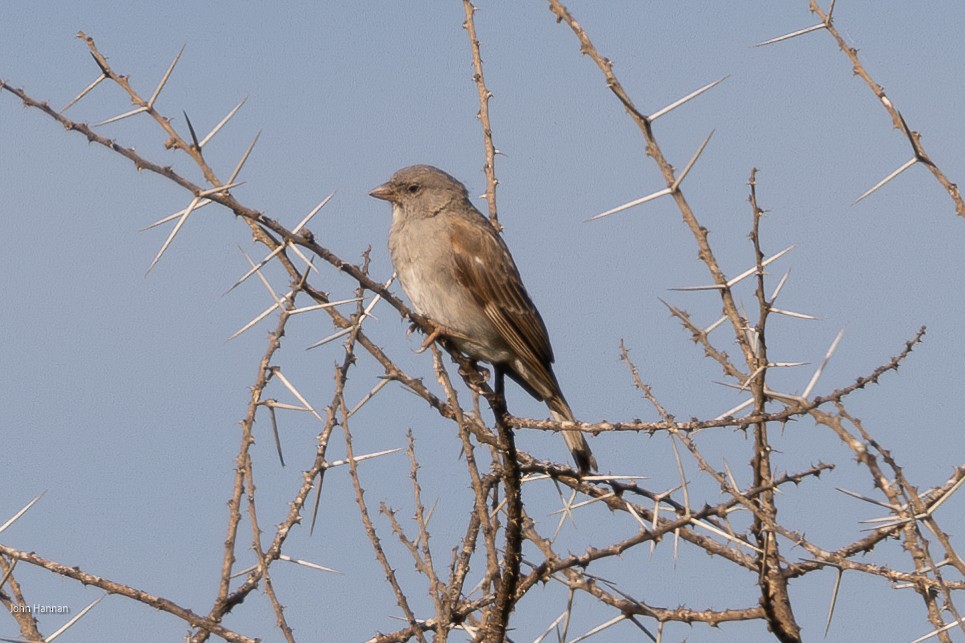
top-left (3, 3), bottom-right (964, 642)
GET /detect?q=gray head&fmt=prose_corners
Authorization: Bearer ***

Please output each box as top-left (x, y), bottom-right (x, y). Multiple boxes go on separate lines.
top-left (369, 165), bottom-right (471, 217)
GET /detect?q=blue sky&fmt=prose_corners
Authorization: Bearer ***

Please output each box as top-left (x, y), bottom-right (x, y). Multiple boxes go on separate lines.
top-left (3, 3), bottom-right (964, 641)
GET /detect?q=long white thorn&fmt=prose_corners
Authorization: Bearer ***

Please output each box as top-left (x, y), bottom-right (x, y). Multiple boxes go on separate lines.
top-left (588, 187), bottom-right (672, 221)
top-left (228, 299), bottom-right (282, 340)
top-left (147, 196), bottom-right (200, 274)
top-left (671, 245), bottom-right (793, 291)
top-left (45, 594), bottom-right (108, 641)
top-left (671, 129), bottom-right (715, 191)
top-left (62, 73), bottom-right (107, 112)
top-left (289, 244), bottom-right (319, 273)
top-left (714, 397), bottom-right (753, 420)
top-left (801, 328), bottom-right (846, 399)
top-left (726, 245), bottom-right (795, 288)
top-left (853, 157), bottom-right (918, 205)
top-left (228, 131), bottom-right (261, 184)
top-left (703, 315), bottom-right (727, 334)
top-left (198, 180), bottom-right (244, 198)
top-left (754, 23), bottom-right (826, 48)
top-left (571, 615), bottom-right (627, 642)
top-left (289, 298), bottom-right (363, 315)
top-left (650, 76), bottom-right (729, 121)
top-left (0, 492), bottom-right (46, 534)
top-left (148, 44), bottom-right (186, 108)
top-left (142, 199), bottom-right (212, 231)
top-left (769, 270), bottom-right (791, 302)
top-left (270, 368), bottom-right (324, 423)
top-left (328, 448), bottom-right (403, 468)
top-left (923, 475), bottom-right (965, 518)
top-left (770, 308), bottom-right (817, 320)
top-left (199, 97), bottom-right (248, 148)
top-left (94, 105), bottom-right (147, 126)
top-left (243, 249), bottom-right (284, 306)
top-left (294, 193), bottom-right (335, 233)
top-left (306, 327), bottom-right (352, 350)
top-left (278, 554), bottom-right (341, 574)
top-left (225, 244), bottom-right (287, 295)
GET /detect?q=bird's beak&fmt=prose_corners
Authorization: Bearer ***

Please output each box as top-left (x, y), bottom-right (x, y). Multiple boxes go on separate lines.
top-left (369, 182), bottom-right (396, 202)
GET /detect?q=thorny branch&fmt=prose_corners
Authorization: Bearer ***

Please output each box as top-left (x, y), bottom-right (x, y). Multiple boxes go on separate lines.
top-left (462, 0), bottom-right (501, 230)
top-left (805, 1), bottom-right (965, 217)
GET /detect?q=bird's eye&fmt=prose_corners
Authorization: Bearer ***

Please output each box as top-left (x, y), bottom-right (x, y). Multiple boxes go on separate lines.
top-left (406, 184), bottom-right (421, 194)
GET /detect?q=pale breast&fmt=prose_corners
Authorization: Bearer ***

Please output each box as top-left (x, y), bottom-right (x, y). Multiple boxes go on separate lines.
top-left (388, 210), bottom-right (512, 363)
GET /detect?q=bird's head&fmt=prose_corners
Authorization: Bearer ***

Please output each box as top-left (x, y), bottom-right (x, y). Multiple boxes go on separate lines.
top-left (369, 165), bottom-right (470, 218)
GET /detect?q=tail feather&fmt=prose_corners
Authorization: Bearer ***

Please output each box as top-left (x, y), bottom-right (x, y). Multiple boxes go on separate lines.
top-left (548, 398), bottom-right (597, 474)
top-left (503, 361), bottom-right (597, 473)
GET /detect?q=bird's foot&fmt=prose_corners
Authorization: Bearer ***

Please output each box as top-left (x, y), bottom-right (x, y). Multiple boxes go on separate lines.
top-left (414, 322), bottom-right (446, 353)
top-left (458, 361), bottom-right (489, 382)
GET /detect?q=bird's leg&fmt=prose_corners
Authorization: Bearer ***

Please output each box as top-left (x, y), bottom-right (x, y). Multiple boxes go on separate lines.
top-left (493, 366), bottom-right (505, 397)
top-left (456, 359), bottom-right (488, 382)
top-left (492, 366), bottom-right (510, 417)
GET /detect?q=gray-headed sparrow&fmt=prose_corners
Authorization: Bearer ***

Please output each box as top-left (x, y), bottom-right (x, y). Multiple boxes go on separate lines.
top-left (370, 165), bottom-right (596, 473)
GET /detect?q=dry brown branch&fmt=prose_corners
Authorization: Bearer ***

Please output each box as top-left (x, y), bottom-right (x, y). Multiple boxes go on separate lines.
top-left (745, 171), bottom-right (800, 641)
top-left (835, 406), bottom-right (964, 640)
top-left (0, 557), bottom-right (43, 641)
top-left (479, 405), bottom-right (523, 641)
top-left (0, 545), bottom-right (254, 642)
top-left (461, 0), bottom-right (500, 230)
top-left (335, 296), bottom-right (428, 642)
top-left (209, 292), bottom-right (292, 625)
top-left (805, 1), bottom-right (965, 217)
top-left (522, 518), bottom-right (765, 627)
top-left (430, 347), bottom-right (502, 620)
top-left (510, 324), bottom-right (926, 436)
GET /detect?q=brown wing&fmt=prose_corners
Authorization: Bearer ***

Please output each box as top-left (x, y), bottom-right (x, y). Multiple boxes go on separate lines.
top-left (448, 215), bottom-right (559, 394)
top-left (449, 214), bottom-right (596, 473)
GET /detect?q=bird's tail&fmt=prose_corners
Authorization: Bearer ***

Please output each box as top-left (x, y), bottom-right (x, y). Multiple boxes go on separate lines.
top-left (548, 396), bottom-right (597, 474)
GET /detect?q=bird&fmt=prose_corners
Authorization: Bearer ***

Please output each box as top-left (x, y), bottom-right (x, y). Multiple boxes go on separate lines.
top-left (370, 164), bottom-right (596, 473)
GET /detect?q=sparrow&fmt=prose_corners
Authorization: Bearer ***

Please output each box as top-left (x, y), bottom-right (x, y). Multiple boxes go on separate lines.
top-left (370, 165), bottom-right (596, 473)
